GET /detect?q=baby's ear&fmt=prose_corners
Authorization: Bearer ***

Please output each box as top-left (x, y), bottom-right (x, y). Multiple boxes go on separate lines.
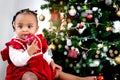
top-left (36, 26), bottom-right (39, 32)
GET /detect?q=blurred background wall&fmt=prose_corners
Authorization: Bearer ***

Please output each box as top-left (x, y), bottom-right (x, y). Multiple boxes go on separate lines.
top-left (0, 0), bottom-right (50, 79)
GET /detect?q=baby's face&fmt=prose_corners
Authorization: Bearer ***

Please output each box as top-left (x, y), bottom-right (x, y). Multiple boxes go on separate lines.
top-left (13, 13), bottom-right (38, 39)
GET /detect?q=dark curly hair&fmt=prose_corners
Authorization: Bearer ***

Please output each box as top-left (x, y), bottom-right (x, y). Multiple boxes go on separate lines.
top-left (12, 8), bottom-right (38, 30)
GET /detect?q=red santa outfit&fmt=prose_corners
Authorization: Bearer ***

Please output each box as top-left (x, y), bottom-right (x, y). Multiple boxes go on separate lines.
top-left (1, 34), bottom-right (56, 80)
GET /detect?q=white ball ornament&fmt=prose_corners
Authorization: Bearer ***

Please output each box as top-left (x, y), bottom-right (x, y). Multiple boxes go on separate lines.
top-left (68, 6), bottom-right (77, 16)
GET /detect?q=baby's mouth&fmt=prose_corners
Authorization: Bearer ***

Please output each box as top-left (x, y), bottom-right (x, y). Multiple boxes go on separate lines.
top-left (23, 34), bottom-right (30, 39)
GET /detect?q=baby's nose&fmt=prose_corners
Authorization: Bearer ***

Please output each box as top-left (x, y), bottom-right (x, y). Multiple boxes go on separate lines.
top-left (22, 26), bottom-right (29, 31)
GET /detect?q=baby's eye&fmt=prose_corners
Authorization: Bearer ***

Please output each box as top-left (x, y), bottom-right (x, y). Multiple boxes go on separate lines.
top-left (28, 26), bottom-right (33, 28)
top-left (17, 26), bottom-right (23, 29)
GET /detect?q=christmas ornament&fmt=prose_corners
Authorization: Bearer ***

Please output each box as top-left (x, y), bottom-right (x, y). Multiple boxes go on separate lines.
top-left (49, 43), bottom-right (56, 50)
top-left (113, 3), bottom-right (117, 8)
top-left (89, 60), bottom-right (100, 67)
top-left (39, 14), bottom-right (45, 21)
top-left (115, 55), bottom-right (120, 64)
top-left (58, 44), bottom-right (62, 49)
top-left (82, 53), bottom-right (87, 59)
top-left (55, 39), bottom-right (58, 43)
top-left (59, 1), bottom-right (63, 5)
top-left (25, 34), bottom-right (35, 45)
top-left (86, 9), bottom-right (92, 14)
top-left (77, 6), bottom-right (82, 11)
top-left (94, 18), bottom-right (99, 27)
top-left (78, 41), bottom-right (82, 46)
top-left (77, 22), bottom-right (86, 34)
top-left (98, 44), bottom-right (104, 49)
top-left (67, 18), bottom-right (71, 23)
top-left (68, 6), bottom-right (77, 16)
top-left (64, 6), bottom-right (67, 11)
top-left (95, 54), bottom-right (100, 59)
top-left (65, 45), bottom-right (69, 50)
top-left (64, 51), bottom-right (67, 55)
top-left (67, 23), bottom-right (73, 30)
top-left (105, 0), bottom-right (112, 5)
top-left (95, 50), bottom-right (101, 59)
top-left (106, 27), bottom-right (113, 32)
top-left (113, 20), bottom-right (120, 33)
top-left (69, 63), bottom-right (73, 68)
top-left (66, 38), bottom-right (72, 46)
top-left (81, 11), bottom-right (87, 17)
top-left (107, 46), bottom-right (119, 58)
top-left (103, 46), bottom-right (108, 52)
top-left (86, 13), bottom-right (93, 20)
top-left (81, 18), bottom-right (86, 22)
top-left (82, 5), bottom-right (87, 10)
top-left (116, 9), bottom-right (120, 17)
top-left (68, 49), bottom-right (78, 58)
top-left (92, 7), bottom-right (98, 11)
top-left (97, 73), bottom-right (104, 80)
top-left (79, 23), bottom-right (84, 29)
top-left (76, 70), bottom-right (80, 74)
top-left (61, 37), bottom-right (65, 41)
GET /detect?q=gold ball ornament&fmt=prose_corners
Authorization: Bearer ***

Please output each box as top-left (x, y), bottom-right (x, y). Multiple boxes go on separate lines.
top-left (95, 54), bottom-right (99, 59)
top-left (113, 3), bottom-right (117, 8)
top-left (114, 50), bottom-right (119, 55)
top-left (69, 63), bottom-right (73, 68)
top-left (39, 14), bottom-right (45, 21)
top-left (81, 18), bottom-right (86, 22)
top-left (116, 10), bottom-right (120, 17)
top-left (55, 39), bottom-right (58, 43)
top-left (64, 6), bottom-right (68, 10)
top-left (61, 37), bottom-right (65, 41)
top-left (60, 1), bottom-right (63, 5)
top-left (49, 43), bottom-right (56, 50)
top-left (115, 55), bottom-right (120, 64)
top-left (58, 44), bottom-right (62, 49)
top-left (106, 27), bottom-right (113, 32)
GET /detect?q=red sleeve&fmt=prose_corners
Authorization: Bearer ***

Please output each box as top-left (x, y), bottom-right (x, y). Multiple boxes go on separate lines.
top-left (37, 34), bottom-right (48, 53)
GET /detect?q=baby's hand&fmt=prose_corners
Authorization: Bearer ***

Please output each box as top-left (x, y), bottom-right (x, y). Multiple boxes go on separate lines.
top-left (27, 39), bottom-right (40, 56)
top-left (50, 61), bottom-right (62, 71)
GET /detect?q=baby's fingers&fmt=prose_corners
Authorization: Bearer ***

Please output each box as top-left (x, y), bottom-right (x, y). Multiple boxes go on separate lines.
top-left (31, 39), bottom-right (37, 45)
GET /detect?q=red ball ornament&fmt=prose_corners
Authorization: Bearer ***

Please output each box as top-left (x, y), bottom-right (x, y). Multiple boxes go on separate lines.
top-left (79, 23), bottom-right (83, 29)
top-left (97, 73), bottom-right (104, 80)
top-left (97, 75), bottom-right (104, 80)
top-left (25, 34), bottom-right (35, 45)
top-left (86, 13), bottom-right (93, 20)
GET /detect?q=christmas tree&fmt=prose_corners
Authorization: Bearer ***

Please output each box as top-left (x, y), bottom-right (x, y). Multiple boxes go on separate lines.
top-left (40, 0), bottom-right (120, 80)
